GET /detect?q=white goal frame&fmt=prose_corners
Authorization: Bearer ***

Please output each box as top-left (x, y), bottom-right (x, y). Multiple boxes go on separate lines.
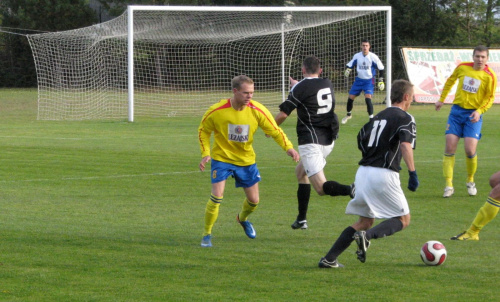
top-left (127, 5), bottom-right (392, 122)
top-left (27, 6), bottom-right (391, 121)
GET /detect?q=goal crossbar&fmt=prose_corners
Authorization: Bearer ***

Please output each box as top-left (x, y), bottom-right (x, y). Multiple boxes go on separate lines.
top-left (27, 6), bottom-right (391, 121)
top-left (127, 5), bottom-right (391, 122)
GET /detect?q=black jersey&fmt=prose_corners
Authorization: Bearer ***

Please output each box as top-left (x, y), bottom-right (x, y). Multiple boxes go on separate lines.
top-left (357, 106), bottom-right (416, 172)
top-left (279, 77), bottom-right (339, 146)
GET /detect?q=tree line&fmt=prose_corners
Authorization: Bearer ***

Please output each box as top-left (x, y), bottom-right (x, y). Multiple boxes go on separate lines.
top-left (0, 0), bottom-right (498, 87)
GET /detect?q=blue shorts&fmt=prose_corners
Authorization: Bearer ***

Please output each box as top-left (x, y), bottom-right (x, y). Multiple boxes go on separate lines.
top-left (445, 105), bottom-right (482, 139)
top-left (210, 159), bottom-right (261, 188)
top-left (349, 77), bottom-right (374, 96)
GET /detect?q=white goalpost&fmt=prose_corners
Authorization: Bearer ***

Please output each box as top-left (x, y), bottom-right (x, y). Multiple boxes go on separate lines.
top-left (27, 6), bottom-right (391, 121)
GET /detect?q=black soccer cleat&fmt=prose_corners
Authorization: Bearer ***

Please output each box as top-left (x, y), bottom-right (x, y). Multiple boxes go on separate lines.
top-left (349, 183), bottom-right (356, 199)
top-left (353, 230), bottom-right (370, 263)
top-left (318, 257), bottom-right (344, 268)
top-left (291, 220), bottom-right (308, 230)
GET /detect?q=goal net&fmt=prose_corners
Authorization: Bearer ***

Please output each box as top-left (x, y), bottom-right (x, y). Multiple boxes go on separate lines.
top-left (27, 6), bottom-right (391, 121)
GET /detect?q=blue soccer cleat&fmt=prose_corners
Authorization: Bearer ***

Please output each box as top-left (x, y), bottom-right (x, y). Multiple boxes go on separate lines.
top-left (237, 214), bottom-right (256, 239)
top-left (201, 234), bottom-right (212, 247)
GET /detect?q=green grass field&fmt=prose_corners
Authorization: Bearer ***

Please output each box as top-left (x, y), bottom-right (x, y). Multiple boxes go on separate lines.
top-left (1, 88), bottom-right (499, 301)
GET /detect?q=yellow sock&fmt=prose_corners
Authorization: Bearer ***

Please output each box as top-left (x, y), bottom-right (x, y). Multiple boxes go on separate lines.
top-left (238, 198), bottom-right (258, 222)
top-left (465, 154), bottom-right (477, 183)
top-left (203, 194), bottom-right (222, 236)
top-left (469, 197), bottom-right (500, 234)
top-left (443, 154), bottom-right (455, 187)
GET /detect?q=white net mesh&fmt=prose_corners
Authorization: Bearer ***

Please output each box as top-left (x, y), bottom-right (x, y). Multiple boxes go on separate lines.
top-left (27, 7), bottom-right (388, 120)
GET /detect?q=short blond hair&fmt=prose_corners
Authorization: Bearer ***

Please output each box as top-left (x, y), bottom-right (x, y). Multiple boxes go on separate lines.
top-left (232, 75), bottom-right (254, 90)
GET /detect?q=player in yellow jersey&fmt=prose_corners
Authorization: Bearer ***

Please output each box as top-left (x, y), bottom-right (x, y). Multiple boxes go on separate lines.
top-left (451, 170), bottom-right (500, 241)
top-left (435, 45), bottom-right (497, 198)
top-left (198, 75), bottom-right (300, 247)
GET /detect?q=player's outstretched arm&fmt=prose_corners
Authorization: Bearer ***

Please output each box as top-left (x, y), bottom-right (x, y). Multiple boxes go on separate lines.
top-left (274, 111), bottom-right (288, 126)
top-left (286, 148), bottom-right (300, 162)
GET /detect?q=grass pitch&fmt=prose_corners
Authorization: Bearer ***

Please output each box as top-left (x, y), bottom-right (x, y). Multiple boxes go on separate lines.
top-left (0, 88), bottom-right (499, 301)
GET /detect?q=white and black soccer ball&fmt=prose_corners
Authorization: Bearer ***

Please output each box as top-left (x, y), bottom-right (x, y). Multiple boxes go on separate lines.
top-left (420, 240), bottom-right (447, 266)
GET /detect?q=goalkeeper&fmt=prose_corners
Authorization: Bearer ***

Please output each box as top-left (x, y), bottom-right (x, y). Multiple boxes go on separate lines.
top-left (342, 40), bottom-right (385, 124)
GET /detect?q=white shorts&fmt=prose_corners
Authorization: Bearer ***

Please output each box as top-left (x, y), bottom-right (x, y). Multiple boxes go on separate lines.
top-left (298, 142), bottom-right (334, 177)
top-left (345, 166), bottom-right (409, 218)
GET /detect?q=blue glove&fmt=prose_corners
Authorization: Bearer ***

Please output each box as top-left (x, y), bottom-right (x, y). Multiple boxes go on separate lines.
top-left (408, 170), bottom-right (419, 192)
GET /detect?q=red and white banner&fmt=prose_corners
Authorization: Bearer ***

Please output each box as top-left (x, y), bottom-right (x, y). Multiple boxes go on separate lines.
top-left (401, 47), bottom-right (500, 103)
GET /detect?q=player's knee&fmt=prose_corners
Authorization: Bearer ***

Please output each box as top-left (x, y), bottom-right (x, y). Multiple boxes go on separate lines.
top-left (354, 219), bottom-right (373, 230)
top-left (489, 171), bottom-right (500, 189)
top-left (465, 152), bottom-right (477, 158)
top-left (296, 172), bottom-right (307, 182)
top-left (400, 214), bottom-right (411, 229)
top-left (313, 182), bottom-right (326, 196)
top-left (247, 199), bottom-right (259, 205)
top-left (315, 189), bottom-right (326, 196)
top-left (362, 221), bottom-right (374, 230)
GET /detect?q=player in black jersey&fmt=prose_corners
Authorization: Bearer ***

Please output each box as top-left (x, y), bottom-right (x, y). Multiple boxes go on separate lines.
top-left (274, 56), bottom-right (354, 230)
top-left (319, 79), bottom-right (419, 268)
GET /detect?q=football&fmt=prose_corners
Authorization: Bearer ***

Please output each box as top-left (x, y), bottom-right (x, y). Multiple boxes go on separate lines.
top-left (420, 240), bottom-right (447, 266)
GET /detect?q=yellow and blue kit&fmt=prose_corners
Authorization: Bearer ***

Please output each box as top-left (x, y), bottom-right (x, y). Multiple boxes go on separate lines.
top-left (198, 99), bottom-right (294, 166)
top-left (438, 62), bottom-right (497, 114)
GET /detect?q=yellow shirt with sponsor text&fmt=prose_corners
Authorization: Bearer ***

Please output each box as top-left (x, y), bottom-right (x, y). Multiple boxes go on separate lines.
top-left (198, 99), bottom-right (294, 166)
top-left (439, 62), bottom-right (497, 114)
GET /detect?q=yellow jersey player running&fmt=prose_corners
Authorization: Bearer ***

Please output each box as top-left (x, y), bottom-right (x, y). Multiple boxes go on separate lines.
top-left (198, 75), bottom-right (300, 247)
top-left (435, 45), bottom-right (497, 198)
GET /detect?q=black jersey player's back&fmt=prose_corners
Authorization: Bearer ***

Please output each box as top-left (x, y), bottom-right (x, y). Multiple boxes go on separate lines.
top-left (357, 106), bottom-right (416, 172)
top-left (279, 77), bottom-right (339, 146)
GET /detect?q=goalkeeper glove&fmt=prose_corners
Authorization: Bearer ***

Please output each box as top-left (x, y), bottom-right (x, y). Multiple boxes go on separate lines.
top-left (377, 78), bottom-right (385, 91)
top-left (344, 68), bottom-right (352, 78)
top-left (408, 170), bottom-right (419, 192)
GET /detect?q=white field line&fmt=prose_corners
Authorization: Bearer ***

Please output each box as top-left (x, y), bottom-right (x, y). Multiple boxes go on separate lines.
top-left (1, 155), bottom-right (499, 183)
top-left (0, 135), bottom-right (194, 140)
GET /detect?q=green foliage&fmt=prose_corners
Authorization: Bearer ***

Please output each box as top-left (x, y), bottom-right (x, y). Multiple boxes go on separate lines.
top-left (0, 0), bottom-right (97, 87)
top-left (390, 0), bottom-right (500, 48)
top-left (0, 88), bottom-right (500, 301)
top-left (98, 0), bottom-right (288, 17)
top-left (1, 0), bottom-right (96, 32)
top-left (1, 0), bottom-right (499, 87)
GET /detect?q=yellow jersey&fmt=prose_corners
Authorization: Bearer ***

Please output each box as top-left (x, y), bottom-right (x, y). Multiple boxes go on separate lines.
top-left (198, 99), bottom-right (294, 166)
top-left (439, 62), bottom-right (497, 114)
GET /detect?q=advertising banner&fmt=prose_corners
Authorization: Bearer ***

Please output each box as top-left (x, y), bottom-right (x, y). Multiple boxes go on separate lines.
top-left (401, 48), bottom-right (500, 103)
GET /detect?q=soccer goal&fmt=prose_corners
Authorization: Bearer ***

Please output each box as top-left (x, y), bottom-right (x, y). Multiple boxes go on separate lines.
top-left (27, 6), bottom-right (391, 121)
